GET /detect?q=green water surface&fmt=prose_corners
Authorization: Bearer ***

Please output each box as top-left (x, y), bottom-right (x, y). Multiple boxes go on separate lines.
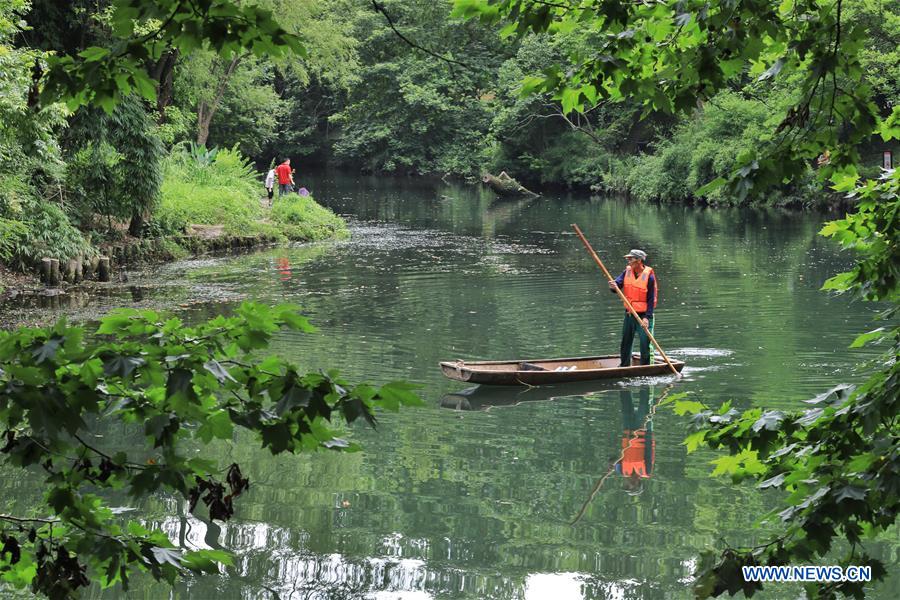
top-left (4, 174), bottom-right (896, 599)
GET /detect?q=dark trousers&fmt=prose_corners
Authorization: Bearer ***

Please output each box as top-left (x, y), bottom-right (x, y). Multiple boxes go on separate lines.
top-left (279, 183), bottom-right (292, 196)
top-left (620, 313), bottom-right (654, 366)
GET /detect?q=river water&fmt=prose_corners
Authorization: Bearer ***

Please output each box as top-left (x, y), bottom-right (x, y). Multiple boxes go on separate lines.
top-left (3, 174), bottom-right (896, 598)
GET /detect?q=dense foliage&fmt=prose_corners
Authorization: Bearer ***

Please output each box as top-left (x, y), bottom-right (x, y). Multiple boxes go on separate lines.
top-left (0, 0), bottom-right (354, 283)
top-left (0, 303), bottom-right (421, 597)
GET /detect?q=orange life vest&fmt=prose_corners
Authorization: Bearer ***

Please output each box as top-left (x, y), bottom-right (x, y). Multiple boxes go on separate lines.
top-left (622, 265), bottom-right (656, 313)
top-left (621, 430), bottom-right (655, 478)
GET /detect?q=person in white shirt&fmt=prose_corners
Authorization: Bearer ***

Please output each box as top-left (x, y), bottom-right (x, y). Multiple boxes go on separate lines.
top-left (264, 167), bottom-right (276, 206)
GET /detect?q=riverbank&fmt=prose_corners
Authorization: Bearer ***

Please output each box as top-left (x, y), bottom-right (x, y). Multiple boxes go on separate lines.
top-left (0, 193), bottom-right (348, 300)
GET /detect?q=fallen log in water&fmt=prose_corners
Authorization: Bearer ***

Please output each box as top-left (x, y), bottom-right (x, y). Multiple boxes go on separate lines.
top-left (481, 171), bottom-right (539, 197)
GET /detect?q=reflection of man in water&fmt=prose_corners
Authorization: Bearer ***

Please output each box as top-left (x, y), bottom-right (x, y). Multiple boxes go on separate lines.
top-left (275, 256), bottom-right (291, 281)
top-left (614, 387), bottom-right (655, 494)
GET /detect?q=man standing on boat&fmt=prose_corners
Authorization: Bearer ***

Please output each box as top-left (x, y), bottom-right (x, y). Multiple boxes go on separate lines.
top-left (609, 249), bottom-right (656, 366)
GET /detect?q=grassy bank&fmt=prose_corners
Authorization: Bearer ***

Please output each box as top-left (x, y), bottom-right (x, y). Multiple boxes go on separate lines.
top-left (155, 146), bottom-right (348, 242)
top-left (0, 146), bottom-right (348, 291)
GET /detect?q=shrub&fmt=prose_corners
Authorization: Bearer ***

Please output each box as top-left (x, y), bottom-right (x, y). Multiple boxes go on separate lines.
top-left (9, 200), bottom-right (95, 269)
top-left (155, 146), bottom-right (262, 235)
top-left (63, 95), bottom-right (164, 234)
top-left (270, 195), bottom-right (348, 241)
top-left (0, 217), bottom-right (27, 262)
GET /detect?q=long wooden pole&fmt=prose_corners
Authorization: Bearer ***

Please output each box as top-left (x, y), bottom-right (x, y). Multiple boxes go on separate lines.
top-left (572, 223), bottom-right (681, 378)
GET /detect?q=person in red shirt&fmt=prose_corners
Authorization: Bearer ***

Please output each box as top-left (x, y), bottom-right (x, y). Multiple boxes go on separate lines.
top-left (274, 159), bottom-right (294, 197)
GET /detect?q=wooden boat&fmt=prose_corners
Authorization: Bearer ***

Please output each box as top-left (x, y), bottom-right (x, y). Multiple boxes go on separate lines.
top-left (440, 380), bottom-right (619, 410)
top-left (439, 354), bottom-right (685, 386)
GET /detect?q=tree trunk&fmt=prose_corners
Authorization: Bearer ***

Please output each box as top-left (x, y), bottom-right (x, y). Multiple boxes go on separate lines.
top-left (195, 53), bottom-right (245, 146)
top-left (481, 171), bottom-right (540, 197)
top-left (153, 48), bottom-right (180, 123)
top-left (128, 212), bottom-right (145, 237)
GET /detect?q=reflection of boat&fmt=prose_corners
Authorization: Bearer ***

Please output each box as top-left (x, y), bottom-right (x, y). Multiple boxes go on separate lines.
top-left (439, 354), bottom-right (684, 385)
top-left (440, 380), bottom-right (620, 411)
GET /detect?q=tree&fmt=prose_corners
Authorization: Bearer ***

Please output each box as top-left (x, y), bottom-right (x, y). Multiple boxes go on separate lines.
top-left (0, 303), bottom-right (421, 597)
top-left (327, 0), bottom-right (512, 175)
top-left (162, 0), bottom-right (359, 150)
top-left (453, 0), bottom-right (899, 596)
top-left (21, 0), bottom-right (304, 113)
top-left (63, 94), bottom-right (164, 236)
top-left (1, 2), bottom-right (425, 598)
top-left (453, 0), bottom-right (898, 197)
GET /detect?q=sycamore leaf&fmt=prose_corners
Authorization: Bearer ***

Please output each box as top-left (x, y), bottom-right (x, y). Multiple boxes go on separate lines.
top-left (32, 337), bottom-right (63, 364)
top-left (103, 355), bottom-right (146, 378)
top-left (695, 177), bottom-right (727, 196)
top-left (165, 368), bottom-right (197, 404)
top-left (204, 359), bottom-right (236, 383)
top-left (752, 410), bottom-right (784, 432)
top-left (151, 547), bottom-right (183, 570)
top-left (673, 399), bottom-right (705, 415)
top-left (758, 58), bottom-right (784, 81)
top-left (275, 384), bottom-right (310, 416)
top-left (759, 473), bottom-right (786, 489)
top-left (834, 485), bottom-right (867, 502)
top-left (849, 328), bottom-right (885, 348)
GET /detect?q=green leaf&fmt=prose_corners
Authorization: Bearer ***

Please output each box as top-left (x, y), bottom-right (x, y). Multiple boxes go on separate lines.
top-left (878, 106), bottom-right (900, 142)
top-left (77, 46), bottom-right (110, 62)
top-left (694, 177), bottom-right (727, 196)
top-left (821, 271), bottom-right (856, 291)
top-left (198, 410), bottom-right (233, 442)
top-left (131, 70), bottom-right (157, 101)
top-left (673, 399), bottom-right (705, 415)
top-left (559, 86), bottom-right (582, 115)
top-left (830, 167), bottom-right (860, 192)
top-left (377, 381), bottom-right (424, 410)
top-left (849, 328), bottom-right (885, 348)
top-left (181, 549), bottom-right (233, 573)
top-left (683, 430), bottom-right (706, 453)
top-left (96, 314), bottom-right (135, 335)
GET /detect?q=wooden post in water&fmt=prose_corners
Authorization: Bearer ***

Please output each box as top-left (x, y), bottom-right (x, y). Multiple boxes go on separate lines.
top-left (89, 256), bottom-right (99, 279)
top-left (73, 257), bottom-right (83, 283)
top-left (64, 259), bottom-right (76, 283)
top-left (48, 258), bottom-right (60, 286)
top-left (97, 256), bottom-right (110, 282)
top-left (41, 258), bottom-right (52, 283)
